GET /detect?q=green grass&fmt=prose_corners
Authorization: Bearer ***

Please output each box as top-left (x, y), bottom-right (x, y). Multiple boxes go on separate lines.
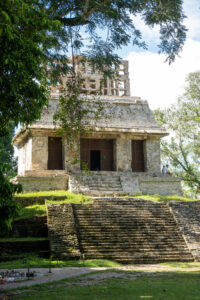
top-left (6, 272), bottom-right (200, 300)
top-left (46, 198), bottom-right (92, 205)
top-left (16, 191), bottom-right (91, 204)
top-left (17, 190), bottom-right (69, 197)
top-left (161, 261), bottom-right (200, 268)
top-left (15, 193), bottom-right (92, 219)
top-left (16, 204), bottom-right (47, 220)
top-left (0, 237), bottom-right (48, 242)
top-left (0, 255), bottom-right (122, 269)
top-left (130, 194), bottom-right (198, 202)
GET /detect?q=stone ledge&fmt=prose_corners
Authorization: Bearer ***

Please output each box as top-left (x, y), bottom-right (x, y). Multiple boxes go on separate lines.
top-left (14, 175), bottom-right (68, 192)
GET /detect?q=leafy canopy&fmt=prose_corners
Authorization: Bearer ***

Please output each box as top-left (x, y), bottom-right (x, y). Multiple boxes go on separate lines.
top-left (154, 72), bottom-right (200, 198)
top-left (0, 122), bottom-right (17, 177)
top-left (0, 0), bottom-right (187, 136)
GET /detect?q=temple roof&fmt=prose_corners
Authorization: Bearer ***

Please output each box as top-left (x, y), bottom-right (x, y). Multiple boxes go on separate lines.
top-left (13, 95), bottom-right (168, 146)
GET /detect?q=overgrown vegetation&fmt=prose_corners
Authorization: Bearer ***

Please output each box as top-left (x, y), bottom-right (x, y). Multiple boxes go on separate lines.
top-left (15, 204), bottom-right (47, 220)
top-left (154, 71), bottom-right (200, 199)
top-left (0, 164), bottom-right (22, 235)
top-left (15, 192), bottom-right (92, 219)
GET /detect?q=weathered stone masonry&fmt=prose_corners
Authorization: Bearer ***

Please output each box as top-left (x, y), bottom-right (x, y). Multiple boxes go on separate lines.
top-left (13, 59), bottom-right (182, 195)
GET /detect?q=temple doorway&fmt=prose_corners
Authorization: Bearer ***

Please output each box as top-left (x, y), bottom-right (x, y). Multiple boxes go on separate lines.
top-left (132, 140), bottom-right (145, 172)
top-left (80, 139), bottom-right (114, 171)
top-left (48, 137), bottom-right (63, 170)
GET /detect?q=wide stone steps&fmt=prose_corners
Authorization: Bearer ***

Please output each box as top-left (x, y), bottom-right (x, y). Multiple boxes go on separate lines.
top-left (69, 174), bottom-right (123, 193)
top-left (70, 198), bottom-right (194, 263)
top-left (81, 251), bottom-right (192, 258)
top-left (83, 257), bottom-right (193, 263)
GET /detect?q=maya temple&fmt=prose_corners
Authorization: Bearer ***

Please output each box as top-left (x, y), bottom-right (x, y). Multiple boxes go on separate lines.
top-left (13, 59), bottom-right (182, 196)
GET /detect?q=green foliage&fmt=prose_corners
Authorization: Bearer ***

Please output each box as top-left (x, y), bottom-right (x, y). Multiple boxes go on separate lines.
top-left (0, 122), bottom-right (17, 177)
top-left (0, 0), bottom-right (68, 136)
top-left (0, 0), bottom-right (187, 137)
top-left (53, 71), bottom-right (103, 145)
top-left (154, 71), bottom-right (200, 198)
top-left (0, 164), bottom-right (22, 234)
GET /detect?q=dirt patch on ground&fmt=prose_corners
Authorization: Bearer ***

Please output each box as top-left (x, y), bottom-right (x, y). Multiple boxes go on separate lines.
top-left (0, 270), bottom-right (139, 300)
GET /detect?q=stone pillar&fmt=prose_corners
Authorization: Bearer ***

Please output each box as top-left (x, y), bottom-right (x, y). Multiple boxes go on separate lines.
top-left (116, 136), bottom-right (132, 171)
top-left (32, 136), bottom-right (48, 170)
top-left (64, 138), bottom-right (80, 172)
top-left (145, 137), bottom-right (161, 175)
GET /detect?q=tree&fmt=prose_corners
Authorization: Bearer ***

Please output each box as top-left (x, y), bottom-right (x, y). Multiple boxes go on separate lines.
top-left (154, 72), bottom-right (200, 198)
top-left (0, 122), bottom-right (17, 177)
top-left (0, 0), bottom-right (187, 136)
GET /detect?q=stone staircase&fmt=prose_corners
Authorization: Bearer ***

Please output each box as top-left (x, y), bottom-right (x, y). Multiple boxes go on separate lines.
top-left (169, 201), bottom-right (200, 261)
top-left (69, 173), bottom-right (126, 196)
top-left (72, 198), bottom-right (193, 263)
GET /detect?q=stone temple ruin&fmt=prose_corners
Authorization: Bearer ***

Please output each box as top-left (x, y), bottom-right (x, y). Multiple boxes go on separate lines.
top-left (9, 59), bottom-right (200, 264)
top-left (13, 59), bottom-right (182, 196)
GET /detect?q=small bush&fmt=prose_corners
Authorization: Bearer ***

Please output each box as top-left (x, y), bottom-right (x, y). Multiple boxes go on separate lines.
top-left (0, 164), bottom-right (22, 235)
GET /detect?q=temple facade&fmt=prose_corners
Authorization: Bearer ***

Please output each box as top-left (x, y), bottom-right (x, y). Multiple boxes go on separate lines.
top-left (13, 60), bottom-right (182, 195)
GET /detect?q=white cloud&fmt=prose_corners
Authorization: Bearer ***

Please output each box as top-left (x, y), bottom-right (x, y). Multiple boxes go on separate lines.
top-left (126, 39), bottom-right (200, 109)
top-left (131, 14), bottom-right (160, 45)
top-left (183, 0), bottom-right (200, 40)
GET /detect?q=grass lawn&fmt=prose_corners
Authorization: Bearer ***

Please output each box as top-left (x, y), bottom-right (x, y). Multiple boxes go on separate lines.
top-left (4, 271), bottom-right (200, 300)
top-left (130, 194), bottom-right (198, 202)
top-left (15, 192), bottom-right (92, 220)
top-left (0, 256), bottom-right (122, 269)
top-left (0, 237), bottom-right (48, 242)
top-left (16, 190), bottom-right (71, 197)
top-left (16, 190), bottom-right (91, 203)
top-left (16, 204), bottom-right (47, 219)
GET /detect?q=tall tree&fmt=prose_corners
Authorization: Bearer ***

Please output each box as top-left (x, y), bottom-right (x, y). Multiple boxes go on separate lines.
top-left (0, 0), bottom-right (187, 136)
top-left (0, 122), bottom-right (17, 177)
top-left (154, 72), bottom-right (200, 198)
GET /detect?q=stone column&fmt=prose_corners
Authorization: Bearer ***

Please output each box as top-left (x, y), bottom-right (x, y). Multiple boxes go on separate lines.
top-left (64, 138), bottom-right (80, 172)
top-left (116, 136), bottom-right (132, 171)
top-left (32, 136), bottom-right (48, 170)
top-left (145, 137), bottom-right (161, 175)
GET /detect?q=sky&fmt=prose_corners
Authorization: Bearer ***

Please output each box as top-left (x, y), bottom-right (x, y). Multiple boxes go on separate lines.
top-left (121, 0), bottom-right (200, 110)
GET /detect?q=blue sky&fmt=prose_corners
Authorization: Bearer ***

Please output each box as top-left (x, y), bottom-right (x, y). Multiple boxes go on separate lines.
top-left (121, 0), bottom-right (200, 109)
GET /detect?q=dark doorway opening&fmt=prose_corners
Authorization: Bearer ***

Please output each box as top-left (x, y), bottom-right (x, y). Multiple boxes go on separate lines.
top-left (80, 139), bottom-right (114, 171)
top-left (90, 150), bottom-right (101, 171)
top-left (132, 140), bottom-right (145, 172)
top-left (48, 137), bottom-right (63, 170)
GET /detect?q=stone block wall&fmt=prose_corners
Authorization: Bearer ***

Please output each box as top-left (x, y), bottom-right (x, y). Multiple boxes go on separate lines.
top-left (16, 175), bottom-right (68, 192)
top-left (18, 138), bottom-right (32, 175)
top-left (6, 217), bottom-right (48, 238)
top-left (116, 137), bottom-right (132, 171)
top-left (32, 136), bottom-right (48, 170)
top-left (47, 203), bottom-right (81, 259)
top-left (169, 201), bottom-right (200, 261)
top-left (64, 137), bottom-right (80, 172)
top-left (145, 137), bottom-right (161, 175)
top-left (139, 176), bottom-right (182, 196)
